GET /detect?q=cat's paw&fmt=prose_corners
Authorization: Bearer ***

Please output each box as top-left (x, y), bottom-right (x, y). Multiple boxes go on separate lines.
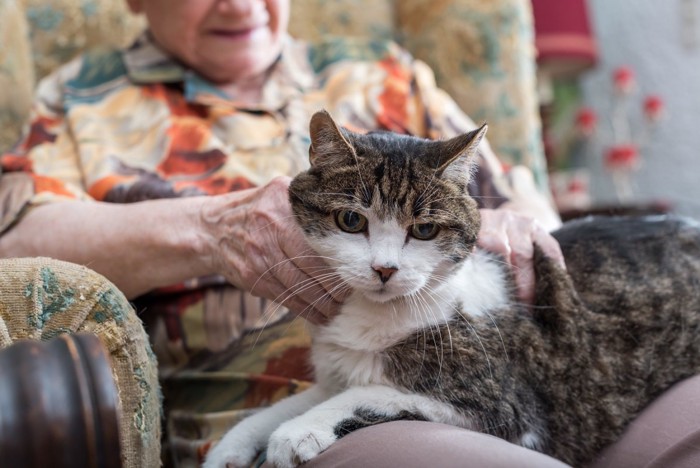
top-left (203, 420), bottom-right (265, 468)
top-left (202, 437), bottom-right (258, 468)
top-left (266, 419), bottom-right (338, 468)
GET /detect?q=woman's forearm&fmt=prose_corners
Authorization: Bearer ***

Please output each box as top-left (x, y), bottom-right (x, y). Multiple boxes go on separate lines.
top-left (0, 178), bottom-right (346, 320)
top-left (0, 196), bottom-right (213, 298)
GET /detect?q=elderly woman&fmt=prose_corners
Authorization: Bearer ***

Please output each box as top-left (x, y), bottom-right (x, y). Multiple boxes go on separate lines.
top-left (0, 0), bottom-right (698, 467)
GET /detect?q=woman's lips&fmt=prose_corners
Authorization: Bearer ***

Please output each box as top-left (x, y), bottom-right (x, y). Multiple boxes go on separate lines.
top-left (208, 26), bottom-right (265, 40)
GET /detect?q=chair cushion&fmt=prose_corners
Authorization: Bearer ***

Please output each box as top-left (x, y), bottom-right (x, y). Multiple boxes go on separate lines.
top-left (23, 0), bottom-right (145, 80)
top-left (289, 0), bottom-right (395, 43)
top-left (398, 0), bottom-right (548, 188)
top-left (0, 0), bottom-right (34, 152)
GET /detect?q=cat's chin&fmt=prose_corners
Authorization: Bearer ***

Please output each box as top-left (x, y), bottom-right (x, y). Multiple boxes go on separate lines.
top-left (361, 291), bottom-right (398, 304)
top-left (360, 287), bottom-right (418, 304)
top-left (349, 278), bottom-right (427, 304)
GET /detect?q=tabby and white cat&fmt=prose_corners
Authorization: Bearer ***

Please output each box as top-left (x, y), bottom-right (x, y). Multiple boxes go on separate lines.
top-left (205, 110), bottom-right (700, 468)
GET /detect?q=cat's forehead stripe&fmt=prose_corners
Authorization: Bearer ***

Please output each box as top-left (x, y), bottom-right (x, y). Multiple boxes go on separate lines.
top-left (376, 153), bottom-right (413, 213)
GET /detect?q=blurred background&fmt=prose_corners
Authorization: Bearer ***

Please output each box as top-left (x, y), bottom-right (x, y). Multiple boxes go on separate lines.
top-left (540, 0), bottom-right (700, 220)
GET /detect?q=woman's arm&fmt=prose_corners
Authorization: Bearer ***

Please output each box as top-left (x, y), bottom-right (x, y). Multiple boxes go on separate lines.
top-left (0, 177), bottom-right (344, 322)
top-left (0, 195), bottom-right (210, 299)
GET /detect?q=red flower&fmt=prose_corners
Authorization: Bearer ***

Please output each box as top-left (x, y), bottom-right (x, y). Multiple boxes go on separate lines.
top-left (568, 177), bottom-right (588, 193)
top-left (575, 107), bottom-right (597, 136)
top-left (605, 144), bottom-right (639, 170)
top-left (643, 95), bottom-right (665, 122)
top-left (613, 66), bottom-right (635, 94)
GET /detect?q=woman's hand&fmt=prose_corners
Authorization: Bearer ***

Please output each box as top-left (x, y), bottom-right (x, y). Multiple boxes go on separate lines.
top-left (200, 176), bottom-right (348, 324)
top-left (477, 208), bottom-right (565, 305)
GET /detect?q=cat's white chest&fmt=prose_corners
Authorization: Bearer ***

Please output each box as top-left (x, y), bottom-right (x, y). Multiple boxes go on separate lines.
top-left (311, 293), bottom-right (451, 389)
top-left (312, 342), bottom-right (386, 389)
top-left (311, 251), bottom-right (510, 391)
top-left (311, 298), bottom-right (403, 388)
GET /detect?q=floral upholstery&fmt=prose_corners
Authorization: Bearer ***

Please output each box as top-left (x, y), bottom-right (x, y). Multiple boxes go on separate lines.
top-left (0, 0), bottom-right (34, 152)
top-left (22, 0), bottom-right (146, 79)
top-left (397, 0), bottom-right (547, 187)
top-left (0, 0), bottom-right (546, 187)
top-left (288, 0), bottom-right (396, 42)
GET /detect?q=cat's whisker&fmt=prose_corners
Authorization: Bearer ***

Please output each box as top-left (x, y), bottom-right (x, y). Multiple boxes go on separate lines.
top-left (402, 292), bottom-right (429, 373)
top-left (427, 322), bottom-right (447, 389)
top-left (411, 294), bottom-right (434, 377)
top-left (473, 253), bottom-right (529, 275)
top-left (248, 254), bottom-right (342, 297)
top-left (270, 273), bottom-right (348, 311)
top-left (249, 272), bottom-right (352, 349)
top-left (249, 274), bottom-right (357, 351)
top-left (246, 213), bottom-right (308, 235)
top-left (409, 286), bottom-right (453, 385)
top-left (425, 208), bottom-right (480, 228)
top-left (415, 181), bottom-right (441, 211)
top-left (418, 284), bottom-right (456, 362)
top-left (481, 309), bottom-right (509, 362)
top-left (402, 294), bottom-right (428, 359)
top-left (465, 318), bottom-right (495, 381)
top-left (302, 275), bottom-right (359, 320)
top-left (345, 147), bottom-right (372, 208)
top-left (247, 269), bottom-right (341, 319)
top-left (311, 191), bottom-right (363, 203)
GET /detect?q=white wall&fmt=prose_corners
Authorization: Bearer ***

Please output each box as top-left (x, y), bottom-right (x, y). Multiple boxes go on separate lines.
top-left (580, 0), bottom-right (700, 218)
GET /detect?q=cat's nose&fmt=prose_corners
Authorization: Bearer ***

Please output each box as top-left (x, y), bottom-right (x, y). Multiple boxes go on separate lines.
top-left (373, 265), bottom-right (398, 283)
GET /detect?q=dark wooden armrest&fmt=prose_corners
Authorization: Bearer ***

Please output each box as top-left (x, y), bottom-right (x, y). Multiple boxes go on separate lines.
top-left (0, 333), bottom-right (122, 468)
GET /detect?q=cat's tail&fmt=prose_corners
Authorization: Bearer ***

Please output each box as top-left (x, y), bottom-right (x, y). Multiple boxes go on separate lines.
top-left (531, 245), bottom-right (587, 335)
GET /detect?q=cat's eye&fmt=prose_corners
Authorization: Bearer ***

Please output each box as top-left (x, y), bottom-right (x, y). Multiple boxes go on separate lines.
top-left (335, 210), bottom-right (368, 233)
top-left (411, 222), bottom-right (440, 240)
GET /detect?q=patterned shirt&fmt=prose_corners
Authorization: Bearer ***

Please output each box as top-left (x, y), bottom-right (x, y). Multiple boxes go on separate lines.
top-left (0, 32), bottom-right (512, 374)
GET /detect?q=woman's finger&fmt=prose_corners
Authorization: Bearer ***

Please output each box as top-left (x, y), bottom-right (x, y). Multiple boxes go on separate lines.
top-left (507, 216), bottom-right (536, 304)
top-left (532, 224), bottom-right (566, 270)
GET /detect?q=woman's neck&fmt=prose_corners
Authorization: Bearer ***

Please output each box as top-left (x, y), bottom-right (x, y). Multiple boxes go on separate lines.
top-left (217, 69), bottom-right (271, 106)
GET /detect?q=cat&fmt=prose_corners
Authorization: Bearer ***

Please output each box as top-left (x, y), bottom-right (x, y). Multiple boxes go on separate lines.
top-left (204, 110), bottom-right (700, 468)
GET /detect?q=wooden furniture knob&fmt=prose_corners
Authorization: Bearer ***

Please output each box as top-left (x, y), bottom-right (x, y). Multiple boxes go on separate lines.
top-left (0, 333), bottom-right (122, 468)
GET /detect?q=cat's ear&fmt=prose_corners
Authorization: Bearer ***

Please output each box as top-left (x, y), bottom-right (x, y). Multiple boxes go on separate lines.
top-left (308, 110), bottom-right (357, 167)
top-left (434, 124), bottom-right (488, 184)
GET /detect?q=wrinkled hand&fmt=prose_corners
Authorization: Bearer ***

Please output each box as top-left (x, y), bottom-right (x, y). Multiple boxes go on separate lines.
top-left (201, 176), bottom-right (348, 324)
top-left (477, 208), bottom-right (565, 305)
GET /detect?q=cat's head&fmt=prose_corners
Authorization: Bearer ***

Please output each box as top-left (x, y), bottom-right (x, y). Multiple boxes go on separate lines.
top-left (289, 110), bottom-right (486, 303)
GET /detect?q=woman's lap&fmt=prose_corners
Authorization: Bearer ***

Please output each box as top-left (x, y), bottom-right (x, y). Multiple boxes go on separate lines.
top-left (288, 375), bottom-right (700, 468)
top-left (298, 420), bottom-right (566, 468)
top-left (589, 374), bottom-right (700, 468)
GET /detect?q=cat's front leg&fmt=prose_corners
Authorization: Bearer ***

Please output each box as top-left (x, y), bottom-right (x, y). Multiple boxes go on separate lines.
top-left (203, 385), bottom-right (330, 468)
top-left (267, 384), bottom-right (471, 468)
